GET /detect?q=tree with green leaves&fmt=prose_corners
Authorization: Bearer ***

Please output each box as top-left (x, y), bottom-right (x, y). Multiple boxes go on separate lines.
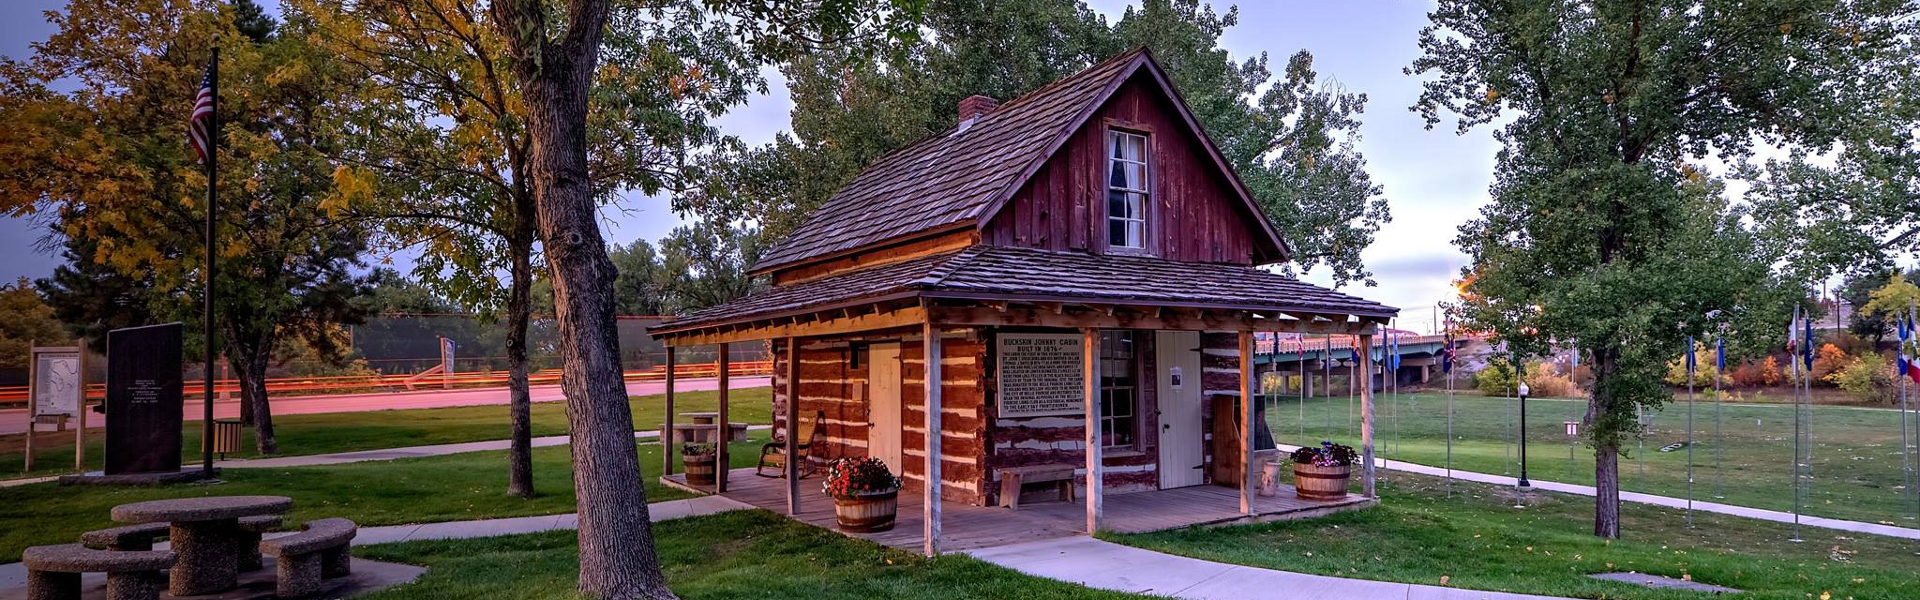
top-left (685, 0), bottom-right (1391, 285)
top-left (485, 0), bottom-right (918, 596)
top-left (1411, 0), bottom-right (1915, 538)
top-left (1, 0), bottom-right (376, 453)
top-left (0, 277), bottom-right (72, 369)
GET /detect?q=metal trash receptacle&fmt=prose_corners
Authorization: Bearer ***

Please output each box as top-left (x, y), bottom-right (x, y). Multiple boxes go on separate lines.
top-left (204, 419), bottom-right (244, 456)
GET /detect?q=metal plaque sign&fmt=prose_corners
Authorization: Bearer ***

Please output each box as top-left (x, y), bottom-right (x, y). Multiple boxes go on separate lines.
top-left (996, 333), bottom-right (1085, 418)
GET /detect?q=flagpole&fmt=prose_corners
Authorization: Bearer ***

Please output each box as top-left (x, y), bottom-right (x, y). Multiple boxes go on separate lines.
top-left (1685, 335), bottom-right (1695, 528)
top-left (201, 47), bottom-right (218, 480)
top-left (1713, 337), bottom-right (1724, 499)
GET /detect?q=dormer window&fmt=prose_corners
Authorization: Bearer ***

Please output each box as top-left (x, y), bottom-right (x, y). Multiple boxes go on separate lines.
top-left (1107, 130), bottom-right (1148, 249)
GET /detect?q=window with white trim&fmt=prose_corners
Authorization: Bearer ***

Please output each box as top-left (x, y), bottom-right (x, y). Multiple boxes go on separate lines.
top-left (1106, 130), bottom-right (1148, 249)
top-left (1099, 330), bottom-right (1138, 449)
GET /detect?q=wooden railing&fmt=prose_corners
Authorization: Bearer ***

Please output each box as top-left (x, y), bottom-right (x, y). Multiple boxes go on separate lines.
top-left (0, 360), bottom-right (773, 404)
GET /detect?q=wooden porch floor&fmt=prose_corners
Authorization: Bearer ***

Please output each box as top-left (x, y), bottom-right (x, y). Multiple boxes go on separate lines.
top-left (663, 469), bottom-right (1375, 552)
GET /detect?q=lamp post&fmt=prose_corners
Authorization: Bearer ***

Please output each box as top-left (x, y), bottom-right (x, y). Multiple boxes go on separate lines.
top-left (1517, 381), bottom-right (1532, 488)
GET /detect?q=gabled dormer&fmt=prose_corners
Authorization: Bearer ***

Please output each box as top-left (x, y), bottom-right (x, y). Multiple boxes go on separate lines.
top-left (754, 49), bottom-right (1288, 286)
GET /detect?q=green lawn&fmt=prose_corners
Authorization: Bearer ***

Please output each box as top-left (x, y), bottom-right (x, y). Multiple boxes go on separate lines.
top-left (2, 388), bottom-right (772, 478)
top-left (1265, 391), bottom-right (1920, 525)
top-left (354, 510), bottom-right (1144, 600)
top-left (0, 432), bottom-right (771, 563)
top-left (1115, 471), bottom-right (1920, 600)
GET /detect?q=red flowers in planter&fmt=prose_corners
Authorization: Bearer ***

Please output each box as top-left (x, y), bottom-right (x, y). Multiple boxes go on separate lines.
top-left (822, 457), bottom-right (902, 497)
top-left (1291, 441), bottom-right (1358, 467)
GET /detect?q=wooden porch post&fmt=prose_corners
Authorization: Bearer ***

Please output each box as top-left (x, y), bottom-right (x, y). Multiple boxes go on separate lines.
top-left (785, 337), bottom-right (801, 515)
top-left (1358, 334), bottom-right (1376, 498)
top-left (663, 346), bottom-right (675, 476)
top-left (1239, 330), bottom-right (1255, 515)
top-left (923, 322), bottom-right (943, 556)
top-left (717, 343), bottom-right (730, 493)
top-left (1083, 328), bottom-right (1102, 533)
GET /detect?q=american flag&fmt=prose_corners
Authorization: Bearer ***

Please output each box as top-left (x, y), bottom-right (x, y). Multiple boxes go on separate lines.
top-left (188, 65), bottom-right (214, 163)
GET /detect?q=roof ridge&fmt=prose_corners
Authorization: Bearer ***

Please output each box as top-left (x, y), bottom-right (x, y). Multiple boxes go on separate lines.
top-left (911, 245), bottom-right (989, 288)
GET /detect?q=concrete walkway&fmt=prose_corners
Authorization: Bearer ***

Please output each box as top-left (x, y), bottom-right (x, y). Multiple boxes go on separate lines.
top-left (970, 536), bottom-right (1571, 600)
top-left (0, 426), bottom-right (774, 487)
top-left (1316, 445), bottom-right (1920, 541)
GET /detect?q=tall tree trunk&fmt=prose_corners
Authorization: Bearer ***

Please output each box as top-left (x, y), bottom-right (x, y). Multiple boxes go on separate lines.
top-left (1593, 442), bottom-right (1620, 538)
top-left (492, 1), bottom-right (672, 597)
top-left (1587, 347), bottom-right (1620, 538)
top-left (506, 232), bottom-right (536, 498)
top-left (229, 332), bottom-right (278, 455)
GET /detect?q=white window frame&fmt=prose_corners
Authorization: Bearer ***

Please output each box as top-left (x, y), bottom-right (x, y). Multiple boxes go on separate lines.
top-left (1106, 130), bottom-right (1149, 250)
top-left (1099, 330), bottom-right (1139, 450)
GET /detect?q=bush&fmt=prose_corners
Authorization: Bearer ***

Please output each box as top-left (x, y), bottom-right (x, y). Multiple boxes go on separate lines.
top-left (1523, 360), bottom-right (1580, 398)
top-left (1472, 357), bottom-right (1518, 396)
top-left (1810, 343), bottom-right (1847, 383)
top-left (1730, 356), bottom-right (1784, 387)
top-left (1828, 353), bottom-right (1897, 404)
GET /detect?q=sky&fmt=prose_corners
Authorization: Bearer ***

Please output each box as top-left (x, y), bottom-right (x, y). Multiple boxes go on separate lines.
top-left (0, 1), bottom-right (1490, 333)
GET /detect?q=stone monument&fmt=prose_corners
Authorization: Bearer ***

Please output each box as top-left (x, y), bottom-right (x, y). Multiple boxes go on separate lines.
top-left (104, 323), bottom-right (184, 475)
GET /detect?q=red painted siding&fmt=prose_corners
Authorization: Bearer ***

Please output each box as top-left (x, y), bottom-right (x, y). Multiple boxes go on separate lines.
top-left (984, 75), bottom-right (1259, 265)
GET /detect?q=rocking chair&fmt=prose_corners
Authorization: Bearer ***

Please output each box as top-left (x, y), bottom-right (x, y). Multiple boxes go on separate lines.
top-left (756, 410), bottom-right (824, 478)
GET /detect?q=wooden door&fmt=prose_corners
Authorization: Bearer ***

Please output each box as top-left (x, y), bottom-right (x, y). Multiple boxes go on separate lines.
top-left (1156, 330), bottom-right (1205, 488)
top-left (868, 342), bottom-right (903, 473)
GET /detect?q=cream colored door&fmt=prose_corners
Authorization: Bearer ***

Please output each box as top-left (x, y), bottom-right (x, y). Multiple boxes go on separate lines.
top-left (868, 342), bottom-right (903, 473)
top-left (1157, 331), bottom-right (1205, 488)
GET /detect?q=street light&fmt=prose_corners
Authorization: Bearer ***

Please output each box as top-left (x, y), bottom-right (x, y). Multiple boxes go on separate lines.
top-left (1517, 380), bottom-right (1532, 488)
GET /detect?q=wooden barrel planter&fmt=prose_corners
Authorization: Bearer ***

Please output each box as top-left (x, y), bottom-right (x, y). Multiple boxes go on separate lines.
top-left (684, 453), bottom-right (717, 486)
top-left (1293, 463), bottom-right (1351, 500)
top-left (833, 490), bottom-right (898, 532)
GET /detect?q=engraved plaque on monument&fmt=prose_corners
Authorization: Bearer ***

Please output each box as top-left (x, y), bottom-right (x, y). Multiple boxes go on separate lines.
top-left (106, 323), bottom-right (184, 475)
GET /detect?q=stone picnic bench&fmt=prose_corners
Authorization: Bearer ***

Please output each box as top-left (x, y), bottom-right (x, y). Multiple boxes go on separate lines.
top-left (21, 545), bottom-right (173, 600)
top-left (997, 463), bottom-right (1077, 510)
top-left (259, 517), bottom-right (357, 598)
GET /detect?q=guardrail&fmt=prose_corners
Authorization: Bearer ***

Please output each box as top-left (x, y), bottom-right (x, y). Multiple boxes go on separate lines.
top-left (0, 361), bottom-right (774, 404)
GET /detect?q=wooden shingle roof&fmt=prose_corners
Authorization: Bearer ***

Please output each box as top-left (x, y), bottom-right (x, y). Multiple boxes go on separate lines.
top-left (656, 247), bottom-right (1397, 334)
top-left (751, 49), bottom-right (1150, 274)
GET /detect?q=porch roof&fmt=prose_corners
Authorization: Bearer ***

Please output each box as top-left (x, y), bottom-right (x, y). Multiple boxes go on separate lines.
top-left (649, 246), bottom-right (1398, 341)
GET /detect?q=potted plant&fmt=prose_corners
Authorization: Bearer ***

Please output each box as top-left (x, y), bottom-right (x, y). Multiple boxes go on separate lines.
top-left (822, 457), bottom-right (902, 532)
top-left (682, 442), bottom-right (718, 486)
top-left (1289, 441), bottom-right (1357, 501)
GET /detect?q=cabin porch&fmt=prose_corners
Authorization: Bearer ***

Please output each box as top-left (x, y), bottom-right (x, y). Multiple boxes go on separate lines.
top-left (663, 467), bottom-right (1375, 553)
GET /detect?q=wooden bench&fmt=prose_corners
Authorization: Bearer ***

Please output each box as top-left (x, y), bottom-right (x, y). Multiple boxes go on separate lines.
top-left (236, 515), bottom-right (283, 572)
top-left (79, 522), bottom-right (170, 552)
top-left (258, 518), bottom-right (356, 598)
top-left (997, 464), bottom-right (1077, 509)
top-left (22, 544), bottom-right (174, 600)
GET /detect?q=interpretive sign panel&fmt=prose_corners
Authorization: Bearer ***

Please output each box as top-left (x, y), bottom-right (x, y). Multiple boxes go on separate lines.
top-left (32, 350), bottom-right (82, 417)
top-left (996, 333), bottom-right (1084, 418)
top-left (106, 323), bottom-right (183, 475)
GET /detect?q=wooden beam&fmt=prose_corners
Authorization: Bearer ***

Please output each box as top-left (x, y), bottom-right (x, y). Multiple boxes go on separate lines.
top-left (1083, 328), bottom-right (1103, 533)
top-left (1359, 333), bottom-right (1376, 498)
top-left (929, 306), bottom-right (1376, 335)
top-left (656, 305), bottom-right (928, 346)
top-left (1239, 330), bottom-right (1255, 515)
top-left (663, 347), bottom-right (676, 477)
top-left (923, 322), bottom-right (943, 556)
top-left (717, 343), bottom-right (730, 493)
top-left (785, 338), bottom-right (800, 515)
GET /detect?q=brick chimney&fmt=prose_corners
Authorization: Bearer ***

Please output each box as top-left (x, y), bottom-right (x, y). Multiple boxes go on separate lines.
top-left (957, 94), bottom-right (999, 128)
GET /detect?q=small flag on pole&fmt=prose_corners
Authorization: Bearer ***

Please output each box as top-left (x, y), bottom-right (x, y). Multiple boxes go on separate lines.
top-left (1716, 337), bottom-right (1725, 374)
top-left (188, 64), bottom-right (215, 163)
top-left (1803, 307), bottom-right (1815, 370)
top-left (1903, 303), bottom-right (1920, 384)
top-left (1686, 335), bottom-right (1696, 375)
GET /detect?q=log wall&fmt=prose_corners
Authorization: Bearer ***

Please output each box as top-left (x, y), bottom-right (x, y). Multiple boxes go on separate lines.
top-left (771, 327), bottom-right (989, 505)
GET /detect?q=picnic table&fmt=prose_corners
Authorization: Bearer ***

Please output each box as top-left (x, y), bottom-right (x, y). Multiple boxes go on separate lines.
top-left (110, 495), bottom-right (292, 596)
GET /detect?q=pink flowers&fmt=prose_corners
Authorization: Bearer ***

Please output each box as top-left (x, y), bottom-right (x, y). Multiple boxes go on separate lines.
top-left (822, 457), bottom-right (902, 497)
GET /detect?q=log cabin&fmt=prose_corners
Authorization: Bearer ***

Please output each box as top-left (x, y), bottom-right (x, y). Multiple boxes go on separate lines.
top-left (648, 48), bottom-right (1398, 555)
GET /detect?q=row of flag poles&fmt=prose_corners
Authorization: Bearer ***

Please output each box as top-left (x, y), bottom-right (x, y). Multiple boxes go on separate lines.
top-left (1896, 300), bottom-right (1920, 523)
